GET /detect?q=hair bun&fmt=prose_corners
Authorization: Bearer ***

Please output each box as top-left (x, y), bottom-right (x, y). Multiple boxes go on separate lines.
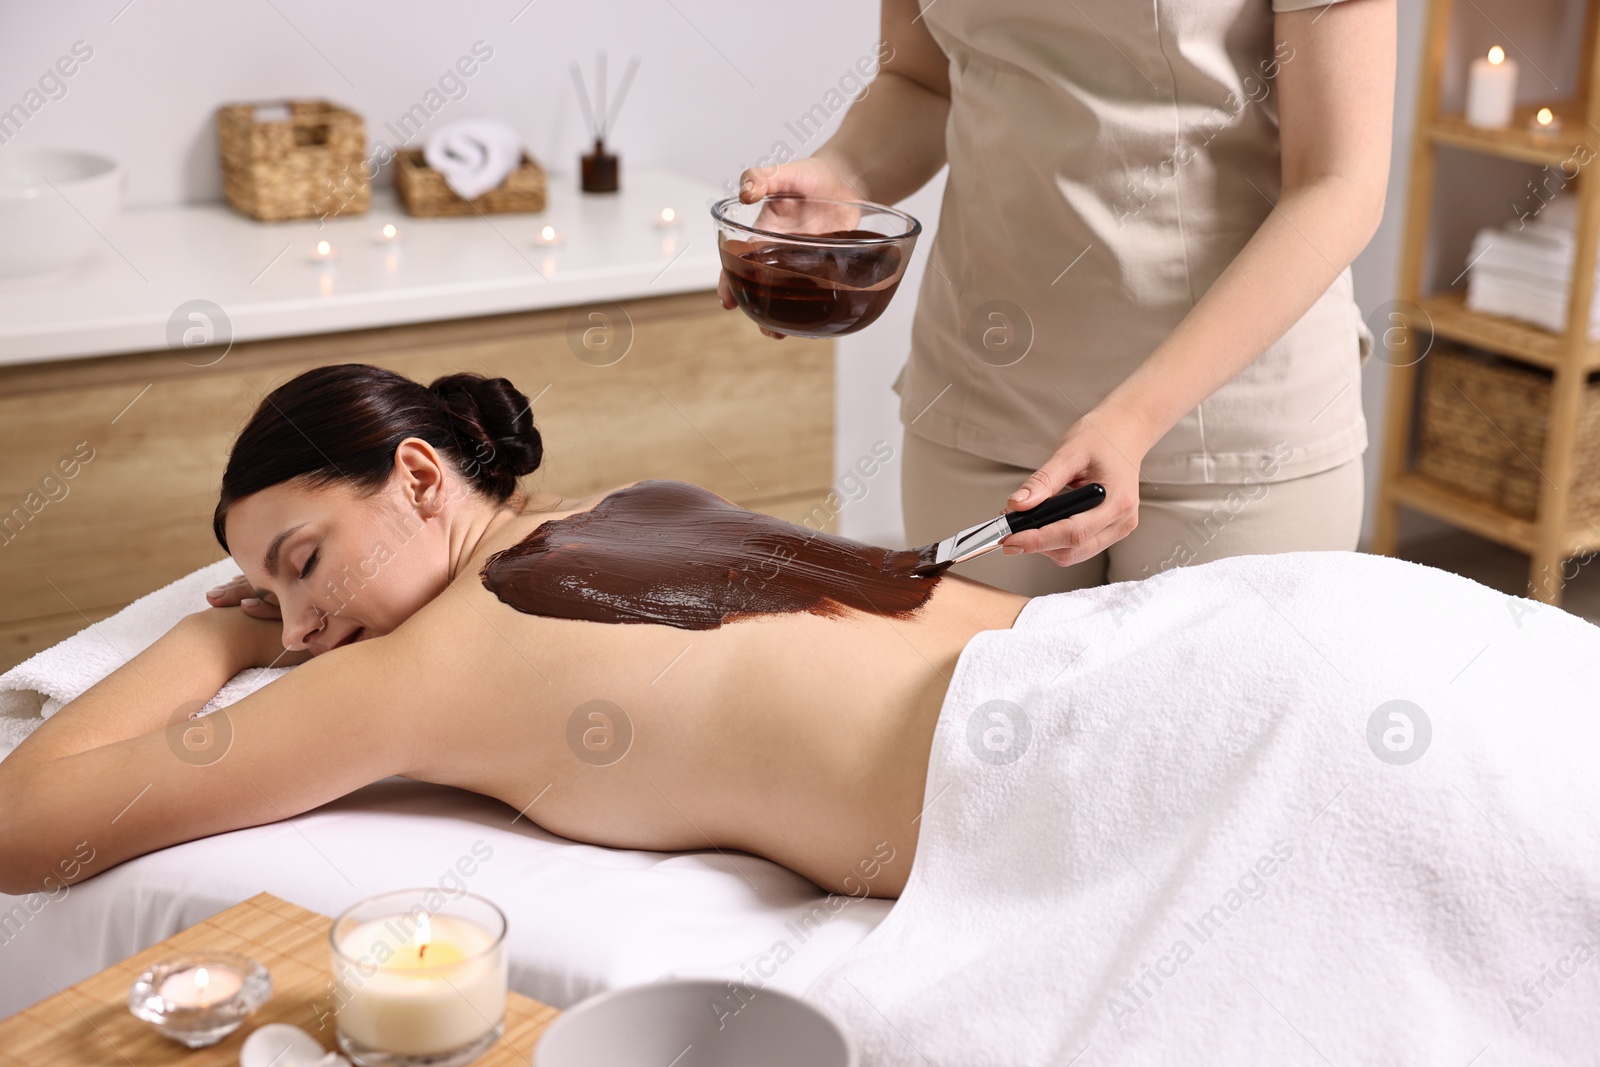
top-left (428, 372), bottom-right (544, 499)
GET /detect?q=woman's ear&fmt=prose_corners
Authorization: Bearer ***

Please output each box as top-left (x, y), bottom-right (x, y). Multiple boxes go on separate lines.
top-left (392, 437), bottom-right (450, 515)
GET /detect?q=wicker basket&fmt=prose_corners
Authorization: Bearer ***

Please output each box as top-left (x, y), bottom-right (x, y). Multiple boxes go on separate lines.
top-left (1415, 343), bottom-right (1600, 522)
top-left (393, 148), bottom-right (547, 216)
top-left (217, 100), bottom-right (370, 221)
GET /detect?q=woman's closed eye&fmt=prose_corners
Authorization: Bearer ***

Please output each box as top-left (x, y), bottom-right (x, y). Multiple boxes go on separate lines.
top-left (299, 549), bottom-right (319, 581)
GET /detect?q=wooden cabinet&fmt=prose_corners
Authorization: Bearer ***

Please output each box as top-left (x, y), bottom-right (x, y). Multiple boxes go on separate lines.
top-left (0, 292), bottom-right (833, 671)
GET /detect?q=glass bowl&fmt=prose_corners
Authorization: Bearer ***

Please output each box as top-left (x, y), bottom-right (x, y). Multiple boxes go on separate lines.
top-left (127, 951), bottom-right (272, 1048)
top-left (711, 193), bottom-right (921, 338)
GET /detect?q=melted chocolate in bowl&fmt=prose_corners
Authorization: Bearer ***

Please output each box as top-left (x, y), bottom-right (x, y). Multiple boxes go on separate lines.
top-left (478, 480), bottom-right (947, 631)
top-left (720, 229), bottom-right (906, 338)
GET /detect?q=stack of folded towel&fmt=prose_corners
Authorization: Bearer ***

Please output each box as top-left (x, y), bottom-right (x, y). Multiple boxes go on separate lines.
top-left (422, 118), bottom-right (524, 202)
top-left (0, 558), bottom-right (294, 756)
top-left (1464, 192), bottom-right (1600, 337)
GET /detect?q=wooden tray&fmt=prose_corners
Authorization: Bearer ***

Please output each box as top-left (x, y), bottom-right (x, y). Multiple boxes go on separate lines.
top-left (393, 148), bottom-right (547, 217)
top-left (0, 892), bottom-right (560, 1065)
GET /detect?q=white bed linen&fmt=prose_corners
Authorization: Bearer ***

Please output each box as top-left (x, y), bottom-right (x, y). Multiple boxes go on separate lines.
top-left (0, 772), bottom-right (890, 1018)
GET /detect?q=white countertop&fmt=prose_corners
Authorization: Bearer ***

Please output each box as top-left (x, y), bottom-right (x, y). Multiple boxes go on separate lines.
top-left (0, 167), bottom-right (727, 367)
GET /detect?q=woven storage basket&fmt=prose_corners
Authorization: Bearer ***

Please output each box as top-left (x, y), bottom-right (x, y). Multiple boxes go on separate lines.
top-left (393, 148), bottom-right (547, 216)
top-left (217, 100), bottom-right (370, 221)
top-left (1416, 343), bottom-right (1600, 522)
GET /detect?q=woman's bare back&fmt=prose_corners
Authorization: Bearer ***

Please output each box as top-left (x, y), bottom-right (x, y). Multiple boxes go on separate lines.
top-left (387, 483), bottom-right (1029, 898)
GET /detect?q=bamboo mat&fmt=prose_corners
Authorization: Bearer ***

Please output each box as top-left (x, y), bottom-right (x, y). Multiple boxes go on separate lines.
top-left (0, 891), bottom-right (560, 1066)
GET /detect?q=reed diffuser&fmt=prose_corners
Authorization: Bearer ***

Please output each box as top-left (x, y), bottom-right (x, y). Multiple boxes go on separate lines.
top-left (571, 51), bottom-right (639, 193)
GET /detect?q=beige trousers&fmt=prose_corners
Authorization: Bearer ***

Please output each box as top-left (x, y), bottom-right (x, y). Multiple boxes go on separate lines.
top-left (900, 431), bottom-right (1365, 597)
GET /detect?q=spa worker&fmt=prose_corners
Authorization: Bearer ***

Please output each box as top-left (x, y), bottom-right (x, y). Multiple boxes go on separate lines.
top-left (717, 0), bottom-right (1396, 596)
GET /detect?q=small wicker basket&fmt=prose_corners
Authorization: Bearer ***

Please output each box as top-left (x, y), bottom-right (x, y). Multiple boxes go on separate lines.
top-left (217, 99), bottom-right (370, 221)
top-left (393, 148), bottom-right (547, 216)
top-left (1415, 343), bottom-right (1600, 522)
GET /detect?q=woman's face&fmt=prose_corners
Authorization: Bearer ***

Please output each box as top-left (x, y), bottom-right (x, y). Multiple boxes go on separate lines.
top-left (223, 475), bottom-right (451, 656)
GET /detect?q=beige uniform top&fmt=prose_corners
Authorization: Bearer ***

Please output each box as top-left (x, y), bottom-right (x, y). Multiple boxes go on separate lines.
top-left (894, 0), bottom-right (1373, 484)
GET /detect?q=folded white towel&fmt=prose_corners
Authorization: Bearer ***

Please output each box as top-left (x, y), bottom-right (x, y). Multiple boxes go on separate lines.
top-left (423, 118), bottom-right (524, 202)
top-left (0, 558), bottom-right (295, 757)
top-left (804, 550), bottom-right (1600, 1065)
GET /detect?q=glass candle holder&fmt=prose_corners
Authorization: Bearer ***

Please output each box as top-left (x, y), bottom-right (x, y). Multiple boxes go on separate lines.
top-left (328, 889), bottom-right (508, 1067)
top-left (128, 951), bottom-right (272, 1048)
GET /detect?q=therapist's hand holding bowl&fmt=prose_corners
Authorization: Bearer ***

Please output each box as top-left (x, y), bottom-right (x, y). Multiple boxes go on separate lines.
top-left (716, 155), bottom-right (868, 340)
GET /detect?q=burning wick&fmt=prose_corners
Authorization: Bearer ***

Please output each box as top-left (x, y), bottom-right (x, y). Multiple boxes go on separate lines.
top-left (415, 911), bottom-right (430, 961)
top-left (1531, 106), bottom-right (1560, 134)
top-left (1488, 45), bottom-right (1505, 66)
top-left (193, 967), bottom-right (212, 1005)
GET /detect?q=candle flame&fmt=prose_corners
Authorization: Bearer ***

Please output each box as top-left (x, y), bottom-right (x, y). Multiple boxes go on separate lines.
top-left (381, 223), bottom-right (397, 239)
top-left (195, 966), bottom-right (210, 990)
top-left (660, 207), bottom-right (676, 223)
top-left (1537, 107), bottom-right (1555, 126)
top-left (540, 225), bottom-right (556, 241)
top-left (316, 239), bottom-right (332, 256)
top-left (1488, 46), bottom-right (1505, 65)
top-left (415, 911), bottom-right (431, 960)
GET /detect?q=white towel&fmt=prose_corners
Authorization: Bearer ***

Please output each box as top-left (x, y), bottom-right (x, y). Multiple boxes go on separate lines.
top-left (0, 558), bottom-right (294, 757)
top-left (423, 118), bottom-right (524, 202)
top-left (803, 550), bottom-right (1600, 1065)
top-left (1463, 192), bottom-right (1600, 337)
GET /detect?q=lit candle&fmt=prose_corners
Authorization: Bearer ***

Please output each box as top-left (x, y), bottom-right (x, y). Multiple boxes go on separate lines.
top-left (309, 238), bottom-right (338, 263)
top-left (655, 206), bottom-right (679, 227)
top-left (1466, 46), bottom-right (1518, 129)
top-left (535, 224), bottom-right (563, 246)
top-left (331, 901), bottom-right (507, 1059)
top-left (128, 952), bottom-right (271, 1049)
top-left (375, 222), bottom-right (401, 244)
top-left (159, 964), bottom-right (244, 1008)
top-left (1530, 106), bottom-right (1561, 134)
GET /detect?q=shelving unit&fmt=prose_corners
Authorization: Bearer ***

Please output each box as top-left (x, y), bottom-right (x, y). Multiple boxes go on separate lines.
top-left (1372, 0), bottom-right (1600, 605)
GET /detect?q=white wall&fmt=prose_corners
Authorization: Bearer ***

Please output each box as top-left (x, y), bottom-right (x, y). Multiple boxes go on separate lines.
top-left (2, 0), bottom-right (1579, 549)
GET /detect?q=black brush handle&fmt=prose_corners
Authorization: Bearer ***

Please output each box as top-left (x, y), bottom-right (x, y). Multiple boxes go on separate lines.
top-left (1003, 483), bottom-right (1106, 534)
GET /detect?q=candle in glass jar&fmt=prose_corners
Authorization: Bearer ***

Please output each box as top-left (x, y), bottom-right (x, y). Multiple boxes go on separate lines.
top-left (1466, 46), bottom-right (1518, 128)
top-left (158, 965), bottom-right (244, 1008)
top-left (334, 910), bottom-right (506, 1057)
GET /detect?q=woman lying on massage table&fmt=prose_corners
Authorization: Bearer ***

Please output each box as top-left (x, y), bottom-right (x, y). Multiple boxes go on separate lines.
top-left (0, 363), bottom-right (1034, 900)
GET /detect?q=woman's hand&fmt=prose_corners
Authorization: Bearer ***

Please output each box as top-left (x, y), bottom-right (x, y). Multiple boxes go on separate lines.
top-left (205, 572), bottom-right (281, 620)
top-left (999, 406), bottom-right (1153, 567)
top-left (718, 153), bottom-right (866, 340)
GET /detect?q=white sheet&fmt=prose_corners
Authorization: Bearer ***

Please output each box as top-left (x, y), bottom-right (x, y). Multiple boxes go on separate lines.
top-left (803, 550), bottom-right (1600, 1065)
top-left (0, 773), bottom-right (890, 1017)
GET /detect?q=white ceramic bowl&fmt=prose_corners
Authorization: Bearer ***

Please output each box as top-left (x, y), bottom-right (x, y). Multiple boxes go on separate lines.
top-left (534, 978), bottom-right (856, 1067)
top-left (0, 148), bottom-right (125, 286)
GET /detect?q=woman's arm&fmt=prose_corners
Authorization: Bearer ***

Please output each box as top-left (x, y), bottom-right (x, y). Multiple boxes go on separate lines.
top-left (0, 618), bottom-right (412, 895)
top-left (1004, 0), bottom-right (1396, 560)
top-left (1, 608), bottom-right (307, 772)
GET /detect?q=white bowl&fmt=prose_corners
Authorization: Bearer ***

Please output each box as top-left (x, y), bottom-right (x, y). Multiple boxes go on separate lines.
top-left (0, 148), bottom-right (125, 286)
top-left (534, 978), bottom-right (856, 1067)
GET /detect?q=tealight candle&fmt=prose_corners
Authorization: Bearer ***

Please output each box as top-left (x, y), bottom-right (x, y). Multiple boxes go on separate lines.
top-left (534, 224), bottom-right (563, 246)
top-left (374, 222), bottom-right (401, 244)
top-left (129, 952), bottom-right (272, 1048)
top-left (1530, 106), bottom-right (1561, 134)
top-left (655, 206), bottom-right (679, 227)
top-left (309, 238), bottom-right (339, 263)
top-left (329, 889), bottom-right (507, 1066)
top-left (1466, 46), bottom-right (1518, 129)
top-left (160, 964), bottom-right (244, 1007)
